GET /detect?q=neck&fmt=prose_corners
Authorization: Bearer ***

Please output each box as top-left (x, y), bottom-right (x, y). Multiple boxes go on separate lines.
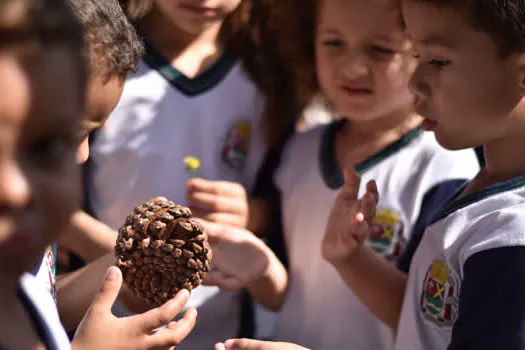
top-left (140, 7), bottom-right (223, 58)
top-left (342, 107), bottom-right (423, 141)
top-left (0, 274), bottom-right (21, 313)
top-left (480, 132), bottom-right (525, 184)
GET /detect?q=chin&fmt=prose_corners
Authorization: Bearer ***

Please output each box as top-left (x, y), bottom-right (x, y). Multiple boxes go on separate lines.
top-left (433, 131), bottom-right (476, 151)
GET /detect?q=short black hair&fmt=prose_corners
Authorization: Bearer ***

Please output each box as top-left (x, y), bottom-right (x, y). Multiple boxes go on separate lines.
top-left (67, 0), bottom-right (144, 79)
top-left (414, 0), bottom-right (525, 56)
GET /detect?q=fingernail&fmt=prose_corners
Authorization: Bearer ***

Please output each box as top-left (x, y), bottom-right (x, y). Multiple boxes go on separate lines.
top-left (106, 267), bottom-right (118, 280)
top-left (225, 339), bottom-right (235, 346)
top-left (355, 212), bottom-right (364, 222)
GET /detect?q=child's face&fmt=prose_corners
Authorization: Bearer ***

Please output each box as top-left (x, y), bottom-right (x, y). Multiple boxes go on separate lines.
top-left (155, 0), bottom-right (243, 34)
top-left (403, 1), bottom-right (524, 150)
top-left (76, 75), bottom-right (124, 163)
top-left (0, 48), bottom-right (82, 282)
top-left (316, 0), bottom-right (416, 121)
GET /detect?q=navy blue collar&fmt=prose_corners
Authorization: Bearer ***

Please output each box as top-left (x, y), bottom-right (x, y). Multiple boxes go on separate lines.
top-left (142, 41), bottom-right (237, 96)
top-left (430, 175), bottom-right (525, 225)
top-left (320, 119), bottom-right (423, 189)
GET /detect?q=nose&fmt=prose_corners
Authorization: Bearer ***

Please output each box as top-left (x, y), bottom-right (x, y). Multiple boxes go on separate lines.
top-left (0, 161), bottom-right (31, 212)
top-left (409, 64), bottom-right (430, 100)
top-left (341, 50), bottom-right (369, 80)
top-left (76, 136), bottom-right (89, 164)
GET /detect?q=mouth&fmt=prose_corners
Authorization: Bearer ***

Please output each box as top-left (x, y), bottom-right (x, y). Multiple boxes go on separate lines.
top-left (340, 84), bottom-right (373, 97)
top-left (0, 230), bottom-right (42, 255)
top-left (179, 4), bottom-right (217, 16)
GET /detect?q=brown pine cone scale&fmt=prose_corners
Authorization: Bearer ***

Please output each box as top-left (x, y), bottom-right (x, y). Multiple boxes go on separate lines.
top-left (115, 197), bottom-right (212, 306)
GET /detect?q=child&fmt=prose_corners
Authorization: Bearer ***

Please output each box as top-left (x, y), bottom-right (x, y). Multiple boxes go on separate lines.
top-left (321, 0), bottom-right (525, 349)
top-left (200, 0), bottom-right (480, 348)
top-left (0, 0), bottom-right (197, 348)
top-left (83, 0), bottom-right (299, 345)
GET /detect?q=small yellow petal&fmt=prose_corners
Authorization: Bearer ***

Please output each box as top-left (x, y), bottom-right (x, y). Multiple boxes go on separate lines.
top-left (184, 157), bottom-right (200, 171)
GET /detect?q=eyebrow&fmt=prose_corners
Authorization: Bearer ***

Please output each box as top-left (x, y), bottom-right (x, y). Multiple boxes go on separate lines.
top-left (416, 35), bottom-right (456, 49)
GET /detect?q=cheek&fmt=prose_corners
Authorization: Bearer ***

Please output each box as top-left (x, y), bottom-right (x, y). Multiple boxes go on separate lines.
top-left (39, 165), bottom-right (81, 241)
top-left (376, 57), bottom-right (415, 103)
top-left (316, 48), bottom-right (337, 94)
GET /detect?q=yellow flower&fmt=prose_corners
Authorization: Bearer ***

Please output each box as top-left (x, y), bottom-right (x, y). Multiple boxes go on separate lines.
top-left (184, 156), bottom-right (200, 173)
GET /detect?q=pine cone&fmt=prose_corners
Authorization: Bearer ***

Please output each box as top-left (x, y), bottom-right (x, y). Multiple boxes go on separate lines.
top-left (115, 197), bottom-right (212, 306)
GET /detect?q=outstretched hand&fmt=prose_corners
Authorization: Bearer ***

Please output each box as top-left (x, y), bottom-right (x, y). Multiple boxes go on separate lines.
top-left (322, 168), bottom-right (378, 266)
top-left (72, 266), bottom-right (197, 350)
top-left (197, 220), bottom-right (270, 290)
top-left (215, 339), bottom-right (310, 350)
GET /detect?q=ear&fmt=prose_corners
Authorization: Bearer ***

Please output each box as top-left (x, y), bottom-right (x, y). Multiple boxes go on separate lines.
top-left (514, 52), bottom-right (525, 93)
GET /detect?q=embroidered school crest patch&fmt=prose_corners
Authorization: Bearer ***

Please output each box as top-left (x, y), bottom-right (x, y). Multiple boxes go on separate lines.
top-left (367, 208), bottom-right (405, 257)
top-left (420, 257), bottom-right (459, 327)
top-left (220, 120), bottom-right (252, 171)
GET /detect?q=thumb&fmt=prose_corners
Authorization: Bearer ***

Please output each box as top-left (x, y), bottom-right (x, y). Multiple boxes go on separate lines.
top-left (90, 266), bottom-right (122, 314)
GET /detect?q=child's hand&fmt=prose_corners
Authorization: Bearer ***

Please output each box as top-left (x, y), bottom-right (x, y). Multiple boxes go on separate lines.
top-left (322, 168), bottom-right (378, 266)
top-left (215, 339), bottom-right (310, 350)
top-left (186, 178), bottom-right (249, 228)
top-left (197, 220), bottom-right (269, 290)
top-left (72, 266), bottom-right (197, 350)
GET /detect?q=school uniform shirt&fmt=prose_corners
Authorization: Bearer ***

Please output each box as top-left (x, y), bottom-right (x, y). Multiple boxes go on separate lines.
top-left (272, 120), bottom-right (480, 350)
top-left (396, 176), bottom-right (525, 350)
top-left (86, 43), bottom-right (266, 348)
top-left (1, 273), bottom-right (71, 350)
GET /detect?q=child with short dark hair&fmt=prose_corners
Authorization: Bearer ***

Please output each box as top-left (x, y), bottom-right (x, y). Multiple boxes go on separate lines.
top-left (321, 0), bottom-right (525, 349)
top-left (0, 0), bottom-right (197, 348)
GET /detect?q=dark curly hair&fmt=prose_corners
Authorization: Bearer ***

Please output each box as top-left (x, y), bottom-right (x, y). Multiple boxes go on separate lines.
top-left (67, 0), bottom-right (144, 80)
top-left (118, 0), bottom-right (302, 147)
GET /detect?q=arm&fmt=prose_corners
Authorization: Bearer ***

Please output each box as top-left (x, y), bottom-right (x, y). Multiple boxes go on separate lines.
top-left (332, 245), bottom-right (407, 329)
top-left (447, 247), bottom-right (525, 350)
top-left (322, 169), bottom-right (407, 330)
top-left (56, 252), bottom-right (115, 331)
top-left (58, 211), bottom-right (116, 262)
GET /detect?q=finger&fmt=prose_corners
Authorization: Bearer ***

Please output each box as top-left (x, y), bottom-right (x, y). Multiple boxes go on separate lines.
top-left (203, 272), bottom-right (244, 290)
top-left (366, 180), bottom-right (379, 204)
top-left (131, 289), bottom-right (190, 331)
top-left (341, 168), bottom-right (360, 201)
top-left (224, 338), bottom-right (268, 350)
top-left (187, 178), bottom-right (245, 197)
top-left (361, 193), bottom-right (377, 227)
top-left (146, 307), bottom-right (197, 349)
top-left (215, 343), bottom-right (227, 350)
top-left (198, 212), bottom-right (245, 228)
top-left (187, 191), bottom-right (245, 214)
top-left (89, 266), bottom-right (122, 315)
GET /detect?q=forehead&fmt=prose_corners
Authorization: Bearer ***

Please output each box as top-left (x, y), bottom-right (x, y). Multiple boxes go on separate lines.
top-left (318, 0), bottom-right (403, 38)
top-left (401, 1), bottom-right (497, 54)
top-left (0, 49), bottom-right (82, 136)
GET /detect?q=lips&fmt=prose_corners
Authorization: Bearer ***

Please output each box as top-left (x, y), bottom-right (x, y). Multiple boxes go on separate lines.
top-left (339, 83), bottom-right (373, 97)
top-left (179, 3), bottom-right (216, 16)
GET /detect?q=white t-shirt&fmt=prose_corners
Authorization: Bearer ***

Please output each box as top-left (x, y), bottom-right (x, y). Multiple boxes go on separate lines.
top-left (273, 121), bottom-right (480, 349)
top-left (87, 46), bottom-right (266, 348)
top-left (396, 176), bottom-right (525, 350)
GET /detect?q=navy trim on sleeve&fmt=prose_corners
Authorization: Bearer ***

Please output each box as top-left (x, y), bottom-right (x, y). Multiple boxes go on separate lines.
top-left (17, 286), bottom-right (59, 350)
top-left (448, 247), bottom-right (525, 350)
top-left (397, 179), bottom-right (468, 273)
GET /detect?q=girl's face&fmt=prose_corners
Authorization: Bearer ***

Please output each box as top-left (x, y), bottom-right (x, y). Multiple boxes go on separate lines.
top-left (0, 49), bottom-right (82, 282)
top-left (316, 0), bottom-right (416, 121)
top-left (155, 0), bottom-right (243, 34)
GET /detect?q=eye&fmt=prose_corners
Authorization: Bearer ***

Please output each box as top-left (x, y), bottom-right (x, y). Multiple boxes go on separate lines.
top-left (371, 45), bottom-right (396, 55)
top-left (428, 59), bottom-right (451, 68)
top-left (28, 134), bottom-right (76, 168)
top-left (322, 39), bottom-right (344, 47)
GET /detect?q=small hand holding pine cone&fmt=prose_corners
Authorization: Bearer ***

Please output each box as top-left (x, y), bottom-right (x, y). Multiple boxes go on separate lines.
top-left (115, 197), bottom-right (212, 306)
